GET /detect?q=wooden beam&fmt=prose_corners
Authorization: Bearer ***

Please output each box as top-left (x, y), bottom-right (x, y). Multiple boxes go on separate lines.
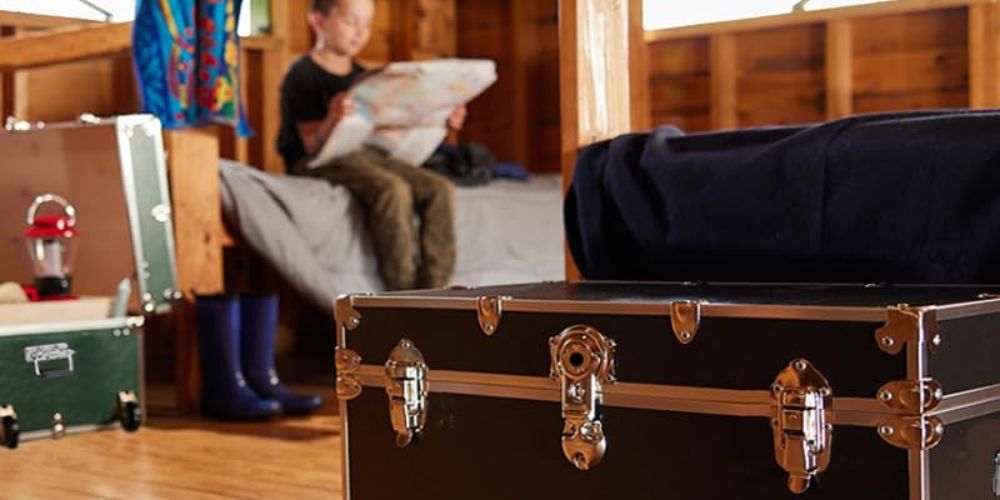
top-left (969, 2), bottom-right (1000, 108)
top-left (558, 0), bottom-right (580, 280)
top-left (163, 129), bottom-right (224, 415)
top-left (645, 0), bottom-right (992, 42)
top-left (511, 0), bottom-right (531, 168)
top-left (574, 0), bottom-right (633, 146)
top-left (412, 0), bottom-right (457, 60)
top-left (111, 57), bottom-right (138, 115)
top-left (0, 22), bottom-right (132, 72)
top-left (391, 0), bottom-right (418, 61)
top-left (559, 0), bottom-right (580, 194)
top-left (825, 19), bottom-right (853, 119)
top-left (261, 0), bottom-right (310, 173)
top-left (1, 26), bottom-right (13, 120)
top-left (240, 34), bottom-right (283, 51)
top-left (709, 33), bottom-right (737, 130)
top-left (629, 0), bottom-right (651, 132)
top-left (0, 11), bottom-right (98, 30)
top-left (559, 0), bottom-right (637, 280)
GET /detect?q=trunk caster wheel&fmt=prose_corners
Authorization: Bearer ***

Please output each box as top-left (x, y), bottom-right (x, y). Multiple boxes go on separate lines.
top-left (0, 405), bottom-right (19, 449)
top-left (117, 390), bottom-right (141, 432)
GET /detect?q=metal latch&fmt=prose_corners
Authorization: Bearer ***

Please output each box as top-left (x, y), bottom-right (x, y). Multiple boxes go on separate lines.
top-left (385, 339), bottom-right (428, 448)
top-left (771, 359), bottom-right (833, 494)
top-left (549, 325), bottom-right (617, 471)
top-left (24, 343), bottom-right (76, 378)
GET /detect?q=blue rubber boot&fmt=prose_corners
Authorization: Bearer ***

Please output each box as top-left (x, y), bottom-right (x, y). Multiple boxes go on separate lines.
top-left (240, 294), bottom-right (324, 415)
top-left (196, 295), bottom-right (282, 420)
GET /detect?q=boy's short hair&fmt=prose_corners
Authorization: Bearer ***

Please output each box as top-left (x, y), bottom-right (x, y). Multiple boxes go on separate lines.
top-left (310, 0), bottom-right (337, 13)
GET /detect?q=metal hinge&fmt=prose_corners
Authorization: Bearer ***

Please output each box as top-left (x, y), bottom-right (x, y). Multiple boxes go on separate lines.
top-left (335, 347), bottom-right (363, 400)
top-left (876, 416), bottom-right (944, 450)
top-left (549, 325), bottom-right (617, 471)
top-left (876, 378), bottom-right (943, 412)
top-left (477, 295), bottom-right (510, 336)
top-left (875, 304), bottom-right (941, 355)
top-left (670, 300), bottom-right (702, 344)
top-left (335, 295), bottom-right (362, 335)
top-left (4, 116), bottom-right (44, 131)
top-left (385, 339), bottom-right (428, 448)
top-left (770, 359), bottom-right (833, 494)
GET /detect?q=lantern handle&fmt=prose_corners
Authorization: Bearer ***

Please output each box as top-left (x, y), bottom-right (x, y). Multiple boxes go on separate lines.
top-left (26, 194), bottom-right (77, 227)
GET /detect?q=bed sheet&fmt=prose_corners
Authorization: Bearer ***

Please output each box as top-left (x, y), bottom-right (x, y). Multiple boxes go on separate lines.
top-left (219, 160), bottom-right (564, 313)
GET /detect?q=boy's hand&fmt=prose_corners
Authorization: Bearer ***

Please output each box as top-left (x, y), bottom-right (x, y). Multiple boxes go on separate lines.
top-left (447, 105), bottom-right (467, 131)
top-left (328, 91), bottom-right (356, 122)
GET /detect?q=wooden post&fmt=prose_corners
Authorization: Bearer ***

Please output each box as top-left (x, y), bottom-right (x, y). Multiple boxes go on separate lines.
top-left (628, 0), bottom-right (650, 132)
top-left (511, 1), bottom-right (531, 168)
top-left (708, 33), bottom-right (737, 130)
top-left (0, 26), bottom-right (13, 120)
top-left (111, 56), bottom-right (138, 115)
top-left (825, 19), bottom-right (853, 119)
top-left (969, 3), bottom-right (1000, 108)
top-left (260, 0), bottom-right (310, 174)
top-left (164, 129), bottom-right (224, 415)
top-left (559, 0), bottom-right (580, 194)
top-left (559, 0), bottom-right (639, 280)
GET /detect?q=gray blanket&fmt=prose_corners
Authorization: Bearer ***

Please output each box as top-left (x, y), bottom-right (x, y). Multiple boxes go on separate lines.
top-left (219, 160), bottom-right (564, 314)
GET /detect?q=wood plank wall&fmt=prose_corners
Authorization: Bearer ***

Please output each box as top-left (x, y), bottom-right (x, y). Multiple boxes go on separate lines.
top-left (457, 0), bottom-right (561, 173)
top-left (646, 6), bottom-right (975, 132)
top-left (0, 15), bottom-right (127, 124)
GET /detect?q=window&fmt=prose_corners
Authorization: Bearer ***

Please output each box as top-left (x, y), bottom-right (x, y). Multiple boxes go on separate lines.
top-left (0, 0), bottom-right (253, 36)
top-left (643, 0), bottom-right (896, 30)
top-left (0, 0), bottom-right (135, 22)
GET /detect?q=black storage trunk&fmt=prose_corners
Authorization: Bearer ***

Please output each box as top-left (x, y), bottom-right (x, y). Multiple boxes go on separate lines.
top-left (334, 282), bottom-right (1000, 500)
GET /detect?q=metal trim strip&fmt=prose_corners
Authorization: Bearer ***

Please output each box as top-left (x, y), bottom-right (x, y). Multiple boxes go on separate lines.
top-left (931, 296), bottom-right (1000, 320)
top-left (336, 298), bottom-right (353, 500)
top-left (19, 422), bottom-right (117, 442)
top-left (938, 383), bottom-right (1000, 412)
top-left (351, 295), bottom-right (891, 322)
top-left (138, 327), bottom-right (147, 426)
top-left (115, 114), bottom-right (179, 314)
top-left (114, 116), bottom-right (150, 311)
top-left (352, 366), bottom-right (934, 427)
top-left (933, 391), bottom-right (1000, 425)
top-left (340, 398), bottom-right (351, 500)
top-left (0, 317), bottom-right (134, 337)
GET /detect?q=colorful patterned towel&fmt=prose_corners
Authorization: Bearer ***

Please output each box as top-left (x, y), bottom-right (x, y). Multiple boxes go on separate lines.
top-left (133, 0), bottom-right (252, 136)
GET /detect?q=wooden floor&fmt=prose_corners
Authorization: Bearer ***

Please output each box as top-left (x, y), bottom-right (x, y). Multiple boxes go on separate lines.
top-left (0, 385), bottom-right (343, 499)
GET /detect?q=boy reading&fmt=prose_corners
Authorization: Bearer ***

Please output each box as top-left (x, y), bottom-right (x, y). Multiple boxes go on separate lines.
top-left (277, 0), bottom-right (466, 290)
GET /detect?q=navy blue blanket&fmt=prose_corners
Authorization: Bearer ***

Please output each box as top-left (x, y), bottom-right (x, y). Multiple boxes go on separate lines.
top-left (565, 110), bottom-right (1000, 283)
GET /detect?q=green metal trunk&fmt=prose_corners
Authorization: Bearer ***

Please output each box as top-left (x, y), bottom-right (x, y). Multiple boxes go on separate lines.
top-left (0, 317), bottom-right (144, 442)
top-left (0, 114), bottom-right (180, 447)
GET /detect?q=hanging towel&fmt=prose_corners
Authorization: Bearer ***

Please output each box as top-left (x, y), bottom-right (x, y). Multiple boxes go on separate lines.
top-left (133, 0), bottom-right (252, 136)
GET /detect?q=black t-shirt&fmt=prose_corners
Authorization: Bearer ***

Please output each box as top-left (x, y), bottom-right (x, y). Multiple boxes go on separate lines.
top-left (277, 55), bottom-right (365, 172)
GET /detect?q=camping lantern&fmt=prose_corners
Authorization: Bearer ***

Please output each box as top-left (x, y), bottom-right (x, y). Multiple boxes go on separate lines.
top-left (24, 194), bottom-right (78, 298)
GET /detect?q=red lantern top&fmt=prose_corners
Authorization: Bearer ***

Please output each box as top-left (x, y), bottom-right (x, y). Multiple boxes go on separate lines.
top-left (24, 194), bottom-right (78, 240)
top-left (24, 214), bottom-right (78, 239)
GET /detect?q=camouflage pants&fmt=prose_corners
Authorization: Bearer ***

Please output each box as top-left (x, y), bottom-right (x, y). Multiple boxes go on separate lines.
top-left (297, 149), bottom-right (456, 290)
